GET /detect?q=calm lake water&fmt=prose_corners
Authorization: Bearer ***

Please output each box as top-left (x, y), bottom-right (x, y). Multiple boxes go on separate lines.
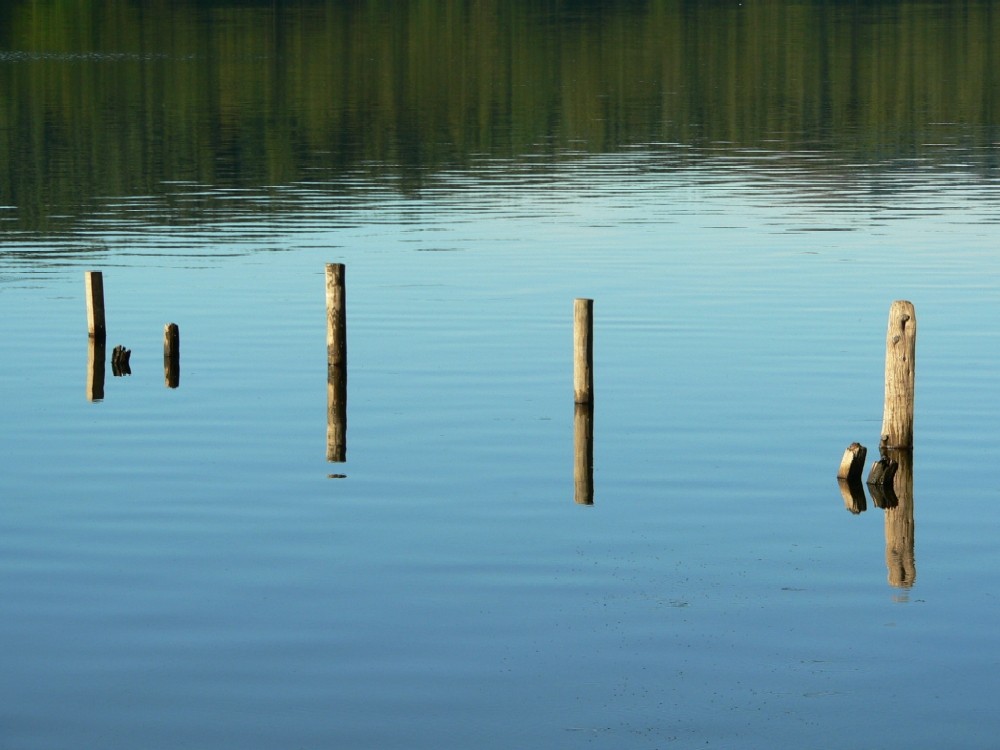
top-left (2, 1), bottom-right (1000, 748)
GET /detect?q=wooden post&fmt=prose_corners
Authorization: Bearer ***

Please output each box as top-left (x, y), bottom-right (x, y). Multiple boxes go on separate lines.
top-left (326, 264), bottom-right (347, 462)
top-left (164, 323), bottom-right (180, 388)
top-left (573, 298), bottom-right (593, 404)
top-left (880, 300), bottom-right (916, 449)
top-left (326, 264), bottom-right (347, 368)
top-left (574, 403), bottom-right (594, 505)
top-left (86, 337), bottom-right (106, 402)
top-left (85, 271), bottom-right (106, 340)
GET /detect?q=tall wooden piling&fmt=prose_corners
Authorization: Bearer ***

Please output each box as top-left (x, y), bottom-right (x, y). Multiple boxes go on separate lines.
top-left (84, 271), bottom-right (106, 340)
top-left (164, 323), bottom-right (180, 388)
top-left (573, 298), bottom-right (593, 404)
top-left (326, 264), bottom-right (347, 368)
top-left (574, 403), bottom-right (594, 505)
top-left (880, 300), bottom-right (916, 449)
top-left (326, 264), bottom-right (347, 462)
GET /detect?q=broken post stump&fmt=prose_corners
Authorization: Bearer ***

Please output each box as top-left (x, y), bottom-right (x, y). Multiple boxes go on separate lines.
top-left (111, 345), bottom-right (131, 376)
top-left (837, 442), bottom-right (867, 482)
top-left (867, 440), bottom-right (898, 490)
top-left (837, 442), bottom-right (867, 513)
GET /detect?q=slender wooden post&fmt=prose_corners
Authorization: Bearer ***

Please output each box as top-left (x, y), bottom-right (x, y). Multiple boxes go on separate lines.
top-left (326, 264), bottom-right (347, 462)
top-left (573, 298), bottom-right (593, 404)
top-left (164, 323), bottom-right (180, 388)
top-left (326, 264), bottom-right (347, 368)
top-left (880, 300), bottom-right (916, 449)
top-left (84, 271), bottom-right (106, 340)
top-left (574, 403), bottom-right (594, 505)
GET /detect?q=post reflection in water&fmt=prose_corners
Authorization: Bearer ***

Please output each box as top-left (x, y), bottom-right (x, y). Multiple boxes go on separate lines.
top-left (326, 365), bottom-right (347, 464)
top-left (86, 337), bottom-right (106, 402)
top-left (573, 403), bottom-right (593, 505)
top-left (838, 477), bottom-right (867, 514)
top-left (163, 323), bottom-right (180, 388)
top-left (842, 449), bottom-right (916, 590)
top-left (882, 449), bottom-right (916, 590)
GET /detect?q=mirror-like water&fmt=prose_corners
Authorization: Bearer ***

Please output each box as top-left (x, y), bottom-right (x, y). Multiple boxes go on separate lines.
top-left (2, 2), bottom-right (1000, 748)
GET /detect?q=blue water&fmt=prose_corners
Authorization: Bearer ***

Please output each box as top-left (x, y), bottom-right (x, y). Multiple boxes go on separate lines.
top-left (2, 149), bottom-right (1000, 748)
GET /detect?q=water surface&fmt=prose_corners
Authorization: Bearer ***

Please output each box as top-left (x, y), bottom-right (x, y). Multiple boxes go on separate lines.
top-left (2, 2), bottom-right (1000, 748)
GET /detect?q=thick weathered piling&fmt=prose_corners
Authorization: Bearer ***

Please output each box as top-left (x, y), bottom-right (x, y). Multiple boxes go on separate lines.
top-left (326, 264), bottom-right (347, 462)
top-left (164, 323), bottom-right (180, 388)
top-left (84, 271), bottom-right (106, 340)
top-left (573, 298), bottom-right (593, 404)
top-left (574, 403), bottom-right (594, 505)
top-left (880, 300), bottom-right (916, 449)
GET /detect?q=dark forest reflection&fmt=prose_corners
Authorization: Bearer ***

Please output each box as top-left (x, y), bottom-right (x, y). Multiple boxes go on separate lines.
top-left (2, 0), bottom-right (999, 231)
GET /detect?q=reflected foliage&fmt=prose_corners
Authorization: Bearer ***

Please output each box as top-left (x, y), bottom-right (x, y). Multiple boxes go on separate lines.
top-left (1, 0), bottom-right (998, 229)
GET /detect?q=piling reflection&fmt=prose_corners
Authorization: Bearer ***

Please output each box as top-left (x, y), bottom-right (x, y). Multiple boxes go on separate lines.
top-left (86, 337), bottom-right (106, 402)
top-left (838, 477), bottom-right (867, 514)
top-left (883, 449), bottom-right (916, 589)
top-left (327, 365), bottom-right (347, 463)
top-left (839, 447), bottom-right (916, 590)
top-left (573, 403), bottom-right (593, 505)
top-left (111, 345), bottom-right (131, 377)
